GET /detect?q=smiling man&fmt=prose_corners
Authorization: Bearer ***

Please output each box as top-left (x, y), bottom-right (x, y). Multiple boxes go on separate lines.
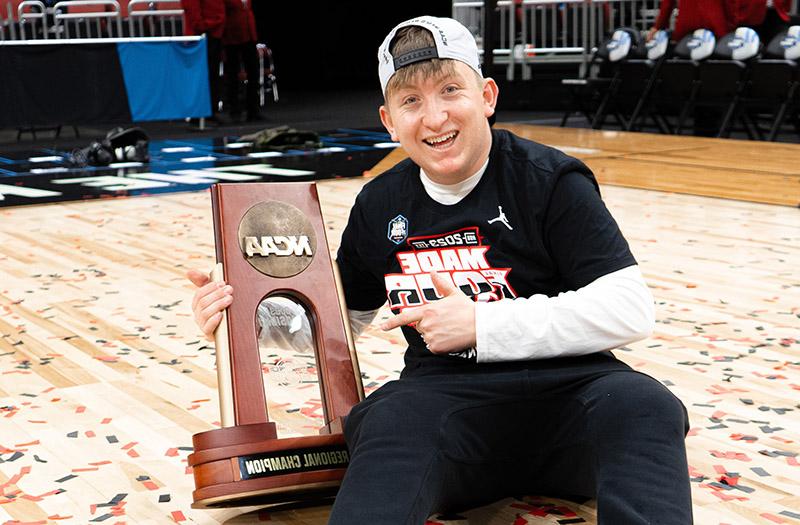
top-left (190, 15), bottom-right (694, 525)
top-left (329, 16), bottom-right (694, 524)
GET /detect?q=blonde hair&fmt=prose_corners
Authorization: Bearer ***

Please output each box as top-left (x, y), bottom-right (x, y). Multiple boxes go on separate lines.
top-left (384, 26), bottom-right (481, 100)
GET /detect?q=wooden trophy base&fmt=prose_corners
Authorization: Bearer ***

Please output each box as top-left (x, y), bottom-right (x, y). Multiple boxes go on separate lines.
top-left (189, 423), bottom-right (350, 509)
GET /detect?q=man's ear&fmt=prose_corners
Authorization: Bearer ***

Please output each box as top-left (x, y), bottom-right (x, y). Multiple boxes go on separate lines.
top-left (379, 105), bottom-right (398, 142)
top-left (482, 78), bottom-right (499, 118)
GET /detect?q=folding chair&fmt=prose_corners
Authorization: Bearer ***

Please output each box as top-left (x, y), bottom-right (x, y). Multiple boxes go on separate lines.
top-left (598, 29), bottom-right (671, 133)
top-left (257, 43), bottom-right (279, 105)
top-left (559, 28), bottom-right (639, 128)
top-left (737, 26), bottom-right (800, 140)
top-left (641, 29), bottom-right (717, 135)
top-left (692, 27), bottom-right (762, 137)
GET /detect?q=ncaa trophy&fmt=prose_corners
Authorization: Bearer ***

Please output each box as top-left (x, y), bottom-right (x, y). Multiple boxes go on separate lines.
top-left (188, 182), bottom-right (364, 508)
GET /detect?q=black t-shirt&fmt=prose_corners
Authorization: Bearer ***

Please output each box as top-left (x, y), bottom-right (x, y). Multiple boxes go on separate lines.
top-left (337, 129), bottom-right (636, 373)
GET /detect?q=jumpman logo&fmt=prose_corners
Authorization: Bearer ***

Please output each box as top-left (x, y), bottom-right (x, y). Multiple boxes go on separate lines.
top-left (488, 206), bottom-right (513, 230)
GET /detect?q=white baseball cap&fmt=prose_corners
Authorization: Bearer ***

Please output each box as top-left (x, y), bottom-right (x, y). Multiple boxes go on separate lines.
top-left (377, 16), bottom-right (483, 95)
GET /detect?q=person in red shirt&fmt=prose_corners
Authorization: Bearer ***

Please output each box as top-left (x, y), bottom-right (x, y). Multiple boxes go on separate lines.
top-left (222, 0), bottom-right (262, 122)
top-left (182, 0), bottom-right (225, 123)
top-left (648, 0), bottom-right (733, 41)
top-left (727, 0), bottom-right (791, 43)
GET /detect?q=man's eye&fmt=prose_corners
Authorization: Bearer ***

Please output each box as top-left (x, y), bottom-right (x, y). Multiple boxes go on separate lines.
top-left (444, 86), bottom-right (459, 94)
top-left (403, 97), bottom-right (418, 105)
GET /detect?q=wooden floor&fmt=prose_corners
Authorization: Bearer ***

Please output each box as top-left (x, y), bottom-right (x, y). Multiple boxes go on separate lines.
top-left (372, 124), bottom-right (800, 207)
top-left (0, 125), bottom-right (798, 524)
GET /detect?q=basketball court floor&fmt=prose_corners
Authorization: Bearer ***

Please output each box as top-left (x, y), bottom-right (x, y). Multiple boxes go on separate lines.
top-left (0, 122), bottom-right (798, 524)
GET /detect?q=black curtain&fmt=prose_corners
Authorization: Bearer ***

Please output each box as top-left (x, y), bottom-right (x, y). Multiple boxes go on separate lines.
top-left (252, 1), bottom-right (451, 91)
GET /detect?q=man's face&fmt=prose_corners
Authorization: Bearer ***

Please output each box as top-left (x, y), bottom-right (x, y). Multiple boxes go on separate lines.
top-left (379, 61), bottom-right (498, 185)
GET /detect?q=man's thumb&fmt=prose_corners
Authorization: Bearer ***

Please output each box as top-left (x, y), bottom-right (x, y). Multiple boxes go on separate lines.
top-left (186, 268), bottom-right (211, 288)
top-left (430, 271), bottom-right (460, 297)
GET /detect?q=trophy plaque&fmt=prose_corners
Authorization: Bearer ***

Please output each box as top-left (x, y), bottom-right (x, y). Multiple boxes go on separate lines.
top-left (188, 182), bottom-right (364, 508)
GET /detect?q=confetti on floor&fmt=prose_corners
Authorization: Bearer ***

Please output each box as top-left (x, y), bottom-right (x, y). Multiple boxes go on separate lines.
top-left (1, 129), bottom-right (799, 524)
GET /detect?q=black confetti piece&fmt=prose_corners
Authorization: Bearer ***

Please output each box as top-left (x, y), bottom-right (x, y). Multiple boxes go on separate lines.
top-left (55, 474), bottom-right (77, 482)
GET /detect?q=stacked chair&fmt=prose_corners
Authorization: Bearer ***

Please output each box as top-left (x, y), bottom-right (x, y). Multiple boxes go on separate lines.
top-left (593, 29), bottom-right (670, 132)
top-left (690, 27), bottom-right (762, 137)
top-left (561, 23), bottom-right (800, 140)
top-left (735, 26), bottom-right (800, 141)
top-left (630, 28), bottom-right (720, 135)
top-left (560, 27), bottom-right (641, 128)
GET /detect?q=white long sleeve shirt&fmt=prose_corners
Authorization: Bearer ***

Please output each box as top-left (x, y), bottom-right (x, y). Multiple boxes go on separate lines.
top-left (346, 163), bottom-right (655, 361)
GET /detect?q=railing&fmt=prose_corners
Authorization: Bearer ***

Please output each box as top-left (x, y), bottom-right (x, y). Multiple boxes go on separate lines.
top-left (0, 0), bottom-right (184, 40)
top-left (128, 0), bottom-right (183, 37)
top-left (1, 2), bottom-right (16, 39)
top-left (52, 0), bottom-right (123, 38)
top-left (453, 0), bottom-right (662, 80)
top-left (18, 0), bottom-right (47, 40)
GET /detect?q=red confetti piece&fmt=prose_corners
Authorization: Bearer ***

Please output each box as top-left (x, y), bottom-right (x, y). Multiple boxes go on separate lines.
top-left (89, 460), bottom-right (112, 466)
top-left (171, 510), bottom-right (186, 522)
top-left (47, 516), bottom-right (74, 521)
top-left (786, 456), bottom-right (799, 466)
top-left (126, 448), bottom-right (140, 458)
top-left (121, 441), bottom-right (138, 450)
top-left (719, 474), bottom-right (739, 486)
top-left (165, 448), bottom-right (179, 457)
top-left (710, 450), bottom-right (751, 462)
top-left (75, 406), bottom-right (86, 413)
top-left (14, 440), bottom-right (39, 447)
top-left (94, 356), bottom-right (119, 362)
top-left (142, 480), bottom-right (159, 490)
top-left (101, 418), bottom-right (112, 424)
top-left (85, 431), bottom-right (96, 438)
top-left (760, 513), bottom-right (787, 523)
top-left (711, 490), bottom-right (748, 501)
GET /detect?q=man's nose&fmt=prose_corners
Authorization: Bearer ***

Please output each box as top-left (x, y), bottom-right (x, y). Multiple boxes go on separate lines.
top-left (421, 99), bottom-right (448, 130)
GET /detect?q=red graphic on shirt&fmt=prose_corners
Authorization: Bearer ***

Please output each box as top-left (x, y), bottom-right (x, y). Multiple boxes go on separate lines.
top-left (384, 227), bottom-right (517, 313)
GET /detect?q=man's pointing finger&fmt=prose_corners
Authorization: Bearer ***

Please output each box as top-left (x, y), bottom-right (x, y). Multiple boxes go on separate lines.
top-left (380, 307), bottom-right (425, 331)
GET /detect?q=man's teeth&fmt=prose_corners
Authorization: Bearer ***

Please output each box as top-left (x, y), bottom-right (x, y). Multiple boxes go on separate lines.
top-left (426, 132), bottom-right (457, 145)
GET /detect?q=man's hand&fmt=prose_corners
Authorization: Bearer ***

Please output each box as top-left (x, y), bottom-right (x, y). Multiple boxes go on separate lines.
top-left (380, 272), bottom-right (476, 354)
top-left (187, 268), bottom-right (233, 341)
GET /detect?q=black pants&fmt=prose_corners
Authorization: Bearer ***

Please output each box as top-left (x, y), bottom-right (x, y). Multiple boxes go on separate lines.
top-left (329, 354), bottom-right (693, 524)
top-left (223, 41), bottom-right (260, 117)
